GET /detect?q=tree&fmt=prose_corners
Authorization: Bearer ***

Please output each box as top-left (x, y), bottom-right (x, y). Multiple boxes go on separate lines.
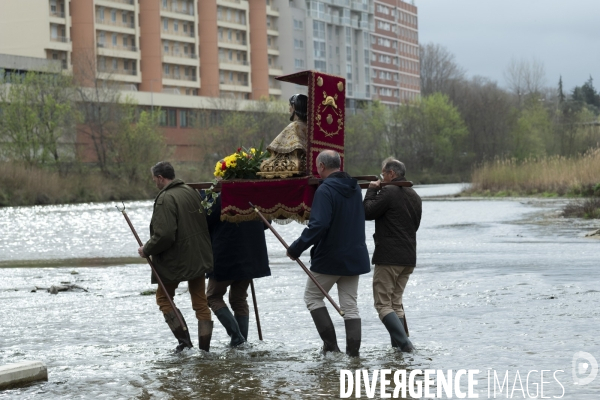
top-left (0, 69), bottom-right (77, 166)
top-left (73, 50), bottom-right (125, 173)
top-left (572, 76), bottom-right (600, 110)
top-left (558, 76), bottom-right (565, 104)
top-left (447, 76), bottom-right (516, 163)
top-left (345, 101), bottom-right (387, 175)
top-left (504, 57), bottom-right (547, 104)
top-left (420, 93), bottom-right (469, 172)
top-left (419, 43), bottom-right (466, 96)
top-left (511, 98), bottom-right (553, 160)
top-left (112, 101), bottom-right (166, 182)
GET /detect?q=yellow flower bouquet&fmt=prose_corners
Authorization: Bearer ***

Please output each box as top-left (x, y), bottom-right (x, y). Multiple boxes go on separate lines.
top-left (214, 143), bottom-right (269, 180)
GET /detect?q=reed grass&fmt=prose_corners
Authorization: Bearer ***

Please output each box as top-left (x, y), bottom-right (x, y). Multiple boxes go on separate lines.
top-left (468, 148), bottom-right (600, 197)
top-left (0, 162), bottom-right (155, 207)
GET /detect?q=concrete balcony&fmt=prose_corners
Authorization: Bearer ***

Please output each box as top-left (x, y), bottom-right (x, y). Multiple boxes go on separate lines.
top-left (96, 0), bottom-right (135, 10)
top-left (49, 10), bottom-right (66, 18)
top-left (161, 30), bottom-right (196, 43)
top-left (95, 18), bottom-right (136, 34)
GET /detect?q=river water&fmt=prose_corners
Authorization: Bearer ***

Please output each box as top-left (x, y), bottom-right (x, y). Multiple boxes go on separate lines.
top-left (1, 184), bottom-right (598, 399)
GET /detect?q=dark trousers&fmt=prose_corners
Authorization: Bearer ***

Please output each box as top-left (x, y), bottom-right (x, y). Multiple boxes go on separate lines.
top-left (206, 279), bottom-right (251, 316)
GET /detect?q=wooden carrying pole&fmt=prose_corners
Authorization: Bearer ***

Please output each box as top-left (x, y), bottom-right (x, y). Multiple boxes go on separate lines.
top-left (187, 176), bottom-right (413, 192)
top-left (249, 202), bottom-right (345, 317)
top-left (250, 280), bottom-right (263, 340)
top-left (117, 205), bottom-right (187, 331)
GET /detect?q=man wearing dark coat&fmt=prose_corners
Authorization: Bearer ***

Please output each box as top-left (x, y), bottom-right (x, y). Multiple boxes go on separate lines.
top-left (363, 157), bottom-right (422, 352)
top-left (138, 161), bottom-right (213, 353)
top-left (205, 196), bottom-right (271, 347)
top-left (286, 150), bottom-right (370, 357)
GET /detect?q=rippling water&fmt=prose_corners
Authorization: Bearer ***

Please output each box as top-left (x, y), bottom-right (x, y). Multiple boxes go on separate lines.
top-left (1, 184), bottom-right (599, 399)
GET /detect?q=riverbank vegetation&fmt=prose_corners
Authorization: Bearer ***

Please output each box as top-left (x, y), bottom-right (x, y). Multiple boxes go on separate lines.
top-left (466, 148), bottom-right (600, 197)
top-left (0, 68), bottom-right (166, 206)
top-left (1, 44), bottom-right (600, 208)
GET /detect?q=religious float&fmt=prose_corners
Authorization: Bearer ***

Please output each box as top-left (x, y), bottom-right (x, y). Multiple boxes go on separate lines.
top-left (188, 70), bottom-right (412, 223)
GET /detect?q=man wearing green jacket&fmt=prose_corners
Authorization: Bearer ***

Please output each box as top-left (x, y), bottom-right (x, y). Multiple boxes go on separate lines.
top-left (138, 161), bottom-right (214, 353)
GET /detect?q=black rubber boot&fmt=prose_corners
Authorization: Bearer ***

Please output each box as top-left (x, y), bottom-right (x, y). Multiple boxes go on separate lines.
top-left (235, 314), bottom-right (249, 341)
top-left (382, 313), bottom-right (414, 352)
top-left (163, 309), bottom-right (193, 353)
top-left (214, 307), bottom-right (246, 347)
top-left (344, 319), bottom-right (361, 357)
top-left (198, 320), bottom-right (213, 352)
top-left (310, 307), bottom-right (341, 354)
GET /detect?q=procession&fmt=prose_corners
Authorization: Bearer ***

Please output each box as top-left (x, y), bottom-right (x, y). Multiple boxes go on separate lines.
top-left (131, 70), bottom-right (422, 358)
top-left (1, 0), bottom-right (599, 397)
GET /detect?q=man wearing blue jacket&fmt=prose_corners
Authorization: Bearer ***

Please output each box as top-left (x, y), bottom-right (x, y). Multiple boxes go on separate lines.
top-left (287, 150), bottom-right (370, 357)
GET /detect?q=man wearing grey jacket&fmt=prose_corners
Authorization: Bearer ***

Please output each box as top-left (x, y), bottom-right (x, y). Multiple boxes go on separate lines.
top-left (363, 157), bottom-right (422, 352)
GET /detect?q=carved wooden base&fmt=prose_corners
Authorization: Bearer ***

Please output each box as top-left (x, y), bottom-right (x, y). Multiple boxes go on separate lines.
top-left (258, 150), bottom-right (306, 179)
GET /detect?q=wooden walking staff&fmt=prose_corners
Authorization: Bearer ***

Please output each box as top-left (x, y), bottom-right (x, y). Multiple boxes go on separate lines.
top-left (116, 203), bottom-right (187, 331)
top-left (250, 280), bottom-right (263, 340)
top-left (249, 202), bottom-right (345, 317)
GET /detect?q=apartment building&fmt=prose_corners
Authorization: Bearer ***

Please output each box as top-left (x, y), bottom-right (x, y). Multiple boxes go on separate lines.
top-left (0, 0), bottom-right (282, 100)
top-left (371, 0), bottom-right (419, 104)
top-left (277, 0), bottom-right (419, 106)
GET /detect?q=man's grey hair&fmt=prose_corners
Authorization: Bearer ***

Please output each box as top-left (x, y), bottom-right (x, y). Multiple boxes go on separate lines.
top-left (382, 157), bottom-right (406, 177)
top-left (317, 150), bottom-right (341, 170)
top-left (151, 161), bottom-right (175, 180)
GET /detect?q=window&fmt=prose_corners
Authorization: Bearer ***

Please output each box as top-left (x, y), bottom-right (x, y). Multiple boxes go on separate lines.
top-left (294, 39), bottom-right (304, 49)
top-left (163, 19), bottom-right (168, 31)
top-left (51, 25), bottom-right (58, 39)
top-left (174, 66), bottom-right (180, 78)
top-left (313, 21), bottom-right (325, 39)
top-left (293, 19), bottom-right (303, 30)
top-left (314, 41), bottom-right (326, 59)
top-left (180, 110), bottom-right (188, 127)
top-left (168, 109), bottom-right (177, 127)
top-left (164, 64), bottom-right (170, 74)
top-left (99, 31), bottom-right (105, 45)
top-left (163, 41), bottom-right (169, 53)
top-left (314, 60), bottom-right (326, 72)
top-left (98, 7), bottom-right (104, 21)
top-left (122, 12), bottom-right (127, 24)
top-left (111, 9), bottom-right (116, 22)
top-left (112, 33), bottom-right (117, 46)
top-left (50, 0), bottom-right (57, 12)
top-left (294, 59), bottom-right (304, 69)
top-left (174, 21), bottom-right (179, 32)
top-left (162, 0), bottom-right (167, 8)
top-left (174, 43), bottom-right (179, 54)
top-left (112, 58), bottom-right (118, 70)
top-left (123, 36), bottom-right (128, 47)
top-left (159, 110), bottom-right (167, 126)
top-left (346, 64), bottom-right (352, 80)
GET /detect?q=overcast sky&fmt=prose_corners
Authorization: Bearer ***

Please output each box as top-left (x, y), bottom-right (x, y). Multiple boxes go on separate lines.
top-left (414, 0), bottom-right (600, 92)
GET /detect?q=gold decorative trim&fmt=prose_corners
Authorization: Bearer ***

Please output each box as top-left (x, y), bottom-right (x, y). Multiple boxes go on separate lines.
top-left (311, 140), bottom-right (344, 151)
top-left (221, 203), bottom-right (312, 223)
top-left (338, 81), bottom-right (344, 92)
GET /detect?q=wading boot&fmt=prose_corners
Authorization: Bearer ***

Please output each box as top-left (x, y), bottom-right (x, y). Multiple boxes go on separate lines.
top-left (382, 313), bottom-right (414, 352)
top-left (214, 307), bottom-right (246, 347)
top-left (344, 319), bottom-right (361, 357)
top-left (163, 309), bottom-right (193, 353)
top-left (235, 314), bottom-right (249, 341)
top-left (310, 307), bottom-right (341, 354)
top-left (198, 320), bottom-right (213, 352)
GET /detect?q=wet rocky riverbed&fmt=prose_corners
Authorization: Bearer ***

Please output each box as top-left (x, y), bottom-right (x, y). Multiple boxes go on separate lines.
top-left (1, 185), bottom-right (598, 399)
